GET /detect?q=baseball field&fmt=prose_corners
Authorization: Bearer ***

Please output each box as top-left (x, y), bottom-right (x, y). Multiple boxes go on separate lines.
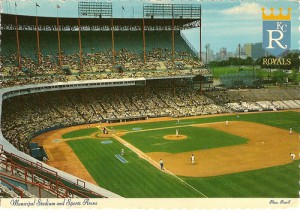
top-left (33, 110), bottom-right (300, 198)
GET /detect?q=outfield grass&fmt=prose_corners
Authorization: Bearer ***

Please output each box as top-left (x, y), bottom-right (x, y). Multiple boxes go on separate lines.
top-left (113, 115), bottom-right (236, 131)
top-left (113, 111), bottom-right (300, 133)
top-left (240, 111), bottom-right (300, 133)
top-left (67, 138), bottom-right (202, 198)
top-left (66, 111), bottom-right (299, 197)
top-left (121, 127), bottom-right (248, 153)
top-left (67, 137), bottom-right (298, 198)
top-left (183, 162), bottom-right (298, 198)
top-left (62, 128), bottom-right (100, 139)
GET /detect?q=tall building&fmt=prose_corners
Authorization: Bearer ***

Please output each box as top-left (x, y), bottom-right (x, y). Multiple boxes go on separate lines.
top-left (219, 47), bottom-right (227, 60)
top-left (244, 43), bottom-right (252, 57)
top-left (251, 43), bottom-right (265, 59)
top-left (205, 44), bottom-right (214, 63)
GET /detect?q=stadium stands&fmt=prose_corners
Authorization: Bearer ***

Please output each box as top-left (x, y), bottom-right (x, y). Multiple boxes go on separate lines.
top-left (1, 79), bottom-right (228, 151)
top-left (1, 29), bottom-right (204, 86)
top-left (1, 11), bottom-right (299, 199)
top-left (0, 149), bottom-right (106, 198)
top-left (206, 87), bottom-right (300, 112)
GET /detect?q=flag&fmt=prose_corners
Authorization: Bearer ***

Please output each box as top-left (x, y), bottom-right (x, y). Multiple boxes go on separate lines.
top-left (122, 6), bottom-right (125, 11)
top-left (57, 5), bottom-right (60, 9)
top-left (36, 3), bottom-right (40, 7)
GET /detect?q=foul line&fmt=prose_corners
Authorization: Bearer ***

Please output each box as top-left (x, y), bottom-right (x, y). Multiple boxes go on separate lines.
top-left (112, 135), bottom-right (208, 198)
top-left (123, 121), bottom-right (226, 134)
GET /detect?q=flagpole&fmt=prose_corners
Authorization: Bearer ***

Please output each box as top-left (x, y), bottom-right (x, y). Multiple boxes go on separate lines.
top-left (14, 2), bottom-right (17, 15)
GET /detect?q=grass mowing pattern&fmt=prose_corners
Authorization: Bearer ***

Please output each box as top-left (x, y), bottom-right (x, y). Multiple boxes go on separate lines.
top-left (113, 111), bottom-right (300, 133)
top-left (240, 111), bottom-right (300, 133)
top-left (183, 162), bottom-right (298, 197)
top-left (66, 111), bottom-right (299, 197)
top-left (62, 128), bottom-right (100, 139)
top-left (121, 127), bottom-right (248, 153)
top-left (67, 138), bottom-right (202, 198)
top-left (113, 115), bottom-right (236, 131)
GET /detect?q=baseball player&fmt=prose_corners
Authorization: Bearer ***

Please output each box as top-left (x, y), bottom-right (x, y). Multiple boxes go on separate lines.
top-left (236, 114), bottom-right (239, 121)
top-left (121, 149), bottom-right (124, 156)
top-left (176, 129), bottom-right (179, 137)
top-left (290, 153), bottom-right (295, 161)
top-left (289, 127), bottom-right (292, 134)
top-left (226, 120), bottom-right (229, 127)
top-left (191, 154), bottom-right (195, 164)
top-left (159, 159), bottom-right (164, 170)
top-left (177, 117), bottom-right (180, 124)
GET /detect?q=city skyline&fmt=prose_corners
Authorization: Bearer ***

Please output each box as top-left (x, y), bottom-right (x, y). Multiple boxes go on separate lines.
top-left (1, 0), bottom-right (298, 53)
top-left (202, 42), bottom-right (266, 62)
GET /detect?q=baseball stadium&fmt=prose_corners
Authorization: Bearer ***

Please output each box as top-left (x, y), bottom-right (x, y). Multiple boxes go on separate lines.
top-left (0, 1), bottom-right (299, 199)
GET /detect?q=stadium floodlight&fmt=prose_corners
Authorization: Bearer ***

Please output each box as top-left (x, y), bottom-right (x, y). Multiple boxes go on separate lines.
top-left (143, 3), bottom-right (201, 19)
top-left (78, 1), bottom-right (112, 18)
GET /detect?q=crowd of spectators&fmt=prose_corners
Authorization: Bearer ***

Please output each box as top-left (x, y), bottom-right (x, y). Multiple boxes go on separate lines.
top-left (206, 87), bottom-right (300, 111)
top-left (1, 79), bottom-right (227, 154)
top-left (0, 48), bottom-right (208, 88)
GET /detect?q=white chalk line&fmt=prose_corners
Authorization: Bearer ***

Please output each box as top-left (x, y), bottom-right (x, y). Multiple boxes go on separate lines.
top-left (112, 135), bottom-right (208, 198)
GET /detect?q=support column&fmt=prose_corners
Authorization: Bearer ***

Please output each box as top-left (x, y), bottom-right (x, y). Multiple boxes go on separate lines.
top-left (15, 15), bottom-right (21, 70)
top-left (111, 18), bottom-right (115, 68)
top-left (78, 18), bottom-right (83, 68)
top-left (35, 16), bottom-right (41, 65)
top-left (199, 8), bottom-right (202, 62)
top-left (172, 18), bottom-right (175, 64)
top-left (142, 18), bottom-right (146, 65)
top-left (57, 17), bottom-right (62, 67)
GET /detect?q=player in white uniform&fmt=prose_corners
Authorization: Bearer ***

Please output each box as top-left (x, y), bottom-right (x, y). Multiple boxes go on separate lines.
top-left (290, 153), bottom-right (295, 161)
top-left (191, 154), bottom-right (195, 164)
top-left (289, 127), bottom-right (292, 134)
top-left (226, 121), bottom-right (229, 127)
top-left (176, 129), bottom-right (179, 137)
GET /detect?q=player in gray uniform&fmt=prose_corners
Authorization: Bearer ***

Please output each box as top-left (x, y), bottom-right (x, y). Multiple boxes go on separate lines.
top-left (159, 159), bottom-right (164, 170)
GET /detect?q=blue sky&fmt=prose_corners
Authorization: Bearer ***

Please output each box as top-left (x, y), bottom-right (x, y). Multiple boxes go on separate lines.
top-left (1, 0), bottom-right (299, 53)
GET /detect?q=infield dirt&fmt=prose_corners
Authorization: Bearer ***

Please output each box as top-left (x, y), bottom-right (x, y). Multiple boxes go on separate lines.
top-left (33, 114), bottom-right (299, 184)
top-left (147, 121), bottom-right (300, 177)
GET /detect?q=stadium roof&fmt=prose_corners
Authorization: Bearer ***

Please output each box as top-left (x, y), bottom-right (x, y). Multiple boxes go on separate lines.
top-left (0, 13), bottom-right (200, 31)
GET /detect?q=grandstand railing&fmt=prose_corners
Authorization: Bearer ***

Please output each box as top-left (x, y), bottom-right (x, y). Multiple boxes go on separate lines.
top-left (0, 176), bottom-right (24, 198)
top-left (0, 147), bottom-right (105, 198)
top-left (180, 31), bottom-right (198, 57)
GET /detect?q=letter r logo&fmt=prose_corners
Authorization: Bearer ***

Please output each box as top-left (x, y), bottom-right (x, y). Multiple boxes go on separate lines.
top-left (266, 30), bottom-right (287, 49)
top-left (262, 20), bottom-right (291, 56)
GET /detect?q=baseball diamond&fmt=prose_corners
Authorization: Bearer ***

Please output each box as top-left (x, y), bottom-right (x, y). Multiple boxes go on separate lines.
top-left (31, 111), bottom-right (300, 197)
top-left (0, 1), bottom-right (299, 200)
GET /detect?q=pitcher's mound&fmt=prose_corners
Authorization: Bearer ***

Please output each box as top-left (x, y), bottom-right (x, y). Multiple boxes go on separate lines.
top-left (164, 135), bottom-right (187, 140)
